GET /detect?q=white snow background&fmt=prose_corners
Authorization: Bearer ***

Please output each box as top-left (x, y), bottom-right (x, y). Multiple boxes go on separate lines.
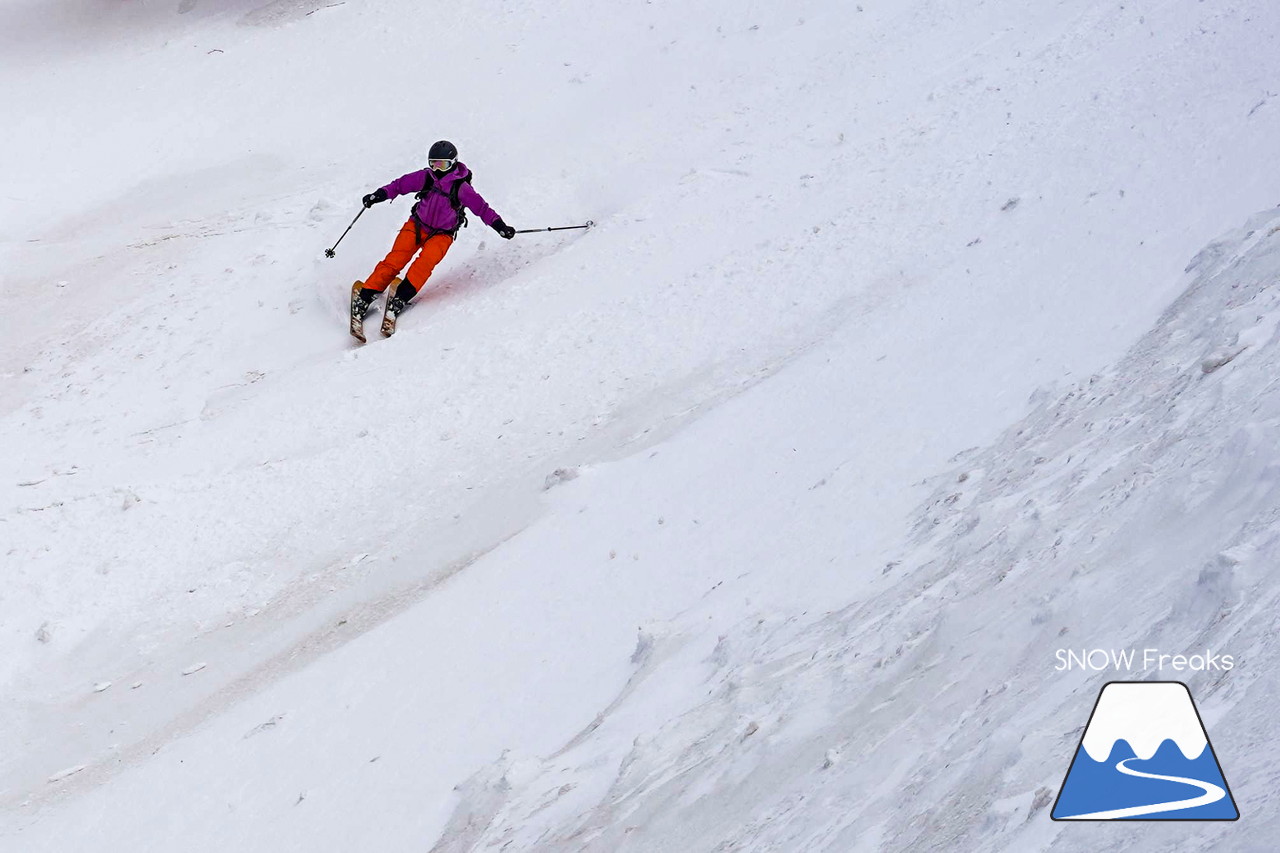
top-left (2, 0), bottom-right (1280, 849)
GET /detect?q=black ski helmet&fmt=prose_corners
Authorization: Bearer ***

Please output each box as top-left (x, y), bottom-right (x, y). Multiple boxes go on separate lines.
top-left (429, 140), bottom-right (458, 161)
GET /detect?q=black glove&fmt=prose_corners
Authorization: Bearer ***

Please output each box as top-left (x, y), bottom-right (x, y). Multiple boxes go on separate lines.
top-left (362, 188), bottom-right (388, 208)
top-left (492, 217), bottom-right (515, 239)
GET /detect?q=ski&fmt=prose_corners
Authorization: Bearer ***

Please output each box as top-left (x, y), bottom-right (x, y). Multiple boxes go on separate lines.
top-left (378, 278), bottom-right (408, 337)
top-left (349, 281), bottom-right (376, 343)
top-left (380, 293), bottom-right (406, 337)
top-left (349, 279), bottom-right (403, 343)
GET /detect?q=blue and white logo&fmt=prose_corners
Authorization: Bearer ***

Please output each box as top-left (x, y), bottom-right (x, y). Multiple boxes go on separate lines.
top-left (1052, 681), bottom-right (1239, 820)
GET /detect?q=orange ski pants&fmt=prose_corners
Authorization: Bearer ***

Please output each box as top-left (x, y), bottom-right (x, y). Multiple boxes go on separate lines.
top-left (364, 220), bottom-right (454, 293)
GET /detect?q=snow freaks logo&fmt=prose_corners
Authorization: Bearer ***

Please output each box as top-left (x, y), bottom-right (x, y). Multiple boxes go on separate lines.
top-left (1053, 648), bottom-right (1234, 672)
top-left (1052, 682), bottom-right (1239, 821)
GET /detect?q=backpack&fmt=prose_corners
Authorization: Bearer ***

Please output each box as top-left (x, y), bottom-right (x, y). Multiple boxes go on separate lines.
top-left (412, 169), bottom-right (472, 238)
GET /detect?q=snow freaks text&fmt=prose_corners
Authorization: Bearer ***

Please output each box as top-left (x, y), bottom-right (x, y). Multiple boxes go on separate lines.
top-left (1054, 649), bottom-right (1235, 672)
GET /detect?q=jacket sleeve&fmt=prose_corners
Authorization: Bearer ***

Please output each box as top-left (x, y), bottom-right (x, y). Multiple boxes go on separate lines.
top-left (457, 182), bottom-right (501, 227)
top-left (380, 169), bottom-right (428, 201)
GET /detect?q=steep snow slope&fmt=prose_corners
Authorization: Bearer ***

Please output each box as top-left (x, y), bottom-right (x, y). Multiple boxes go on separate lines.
top-left (420, 208), bottom-right (1280, 852)
top-left (2, 0), bottom-right (1279, 849)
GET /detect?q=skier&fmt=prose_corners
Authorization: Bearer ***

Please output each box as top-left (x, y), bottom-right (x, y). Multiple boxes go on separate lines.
top-left (349, 140), bottom-right (516, 340)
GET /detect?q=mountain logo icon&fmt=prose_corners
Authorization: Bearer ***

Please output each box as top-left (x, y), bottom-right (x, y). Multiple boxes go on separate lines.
top-left (1052, 681), bottom-right (1239, 820)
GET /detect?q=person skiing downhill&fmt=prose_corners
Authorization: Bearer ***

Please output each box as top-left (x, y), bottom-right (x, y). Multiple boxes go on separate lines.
top-left (349, 140), bottom-right (515, 340)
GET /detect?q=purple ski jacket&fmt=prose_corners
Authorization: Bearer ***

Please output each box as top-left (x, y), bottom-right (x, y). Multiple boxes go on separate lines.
top-left (379, 163), bottom-right (500, 235)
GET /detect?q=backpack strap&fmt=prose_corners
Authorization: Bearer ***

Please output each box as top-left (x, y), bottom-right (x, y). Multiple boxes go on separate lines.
top-left (449, 172), bottom-right (473, 233)
top-left (414, 170), bottom-right (436, 200)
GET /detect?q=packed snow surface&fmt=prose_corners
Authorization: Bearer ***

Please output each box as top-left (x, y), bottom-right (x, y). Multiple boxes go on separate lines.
top-left (2, 0), bottom-right (1280, 850)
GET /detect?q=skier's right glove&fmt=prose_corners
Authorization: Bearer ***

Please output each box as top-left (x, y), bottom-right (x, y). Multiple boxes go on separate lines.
top-left (362, 188), bottom-right (389, 208)
top-left (492, 218), bottom-right (515, 240)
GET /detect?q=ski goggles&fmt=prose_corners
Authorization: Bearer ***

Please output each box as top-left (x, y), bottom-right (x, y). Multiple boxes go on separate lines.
top-left (429, 158), bottom-right (456, 172)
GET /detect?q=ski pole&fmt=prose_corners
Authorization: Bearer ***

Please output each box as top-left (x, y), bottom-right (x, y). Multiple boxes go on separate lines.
top-left (514, 220), bottom-right (594, 234)
top-left (324, 207), bottom-right (367, 258)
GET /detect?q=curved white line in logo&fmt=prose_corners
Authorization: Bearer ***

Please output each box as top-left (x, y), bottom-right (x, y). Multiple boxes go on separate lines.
top-left (1057, 757), bottom-right (1226, 820)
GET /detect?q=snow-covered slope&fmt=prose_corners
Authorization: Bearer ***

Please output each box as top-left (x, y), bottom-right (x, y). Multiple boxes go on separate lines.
top-left (419, 208), bottom-right (1280, 852)
top-left (2, 0), bottom-right (1279, 850)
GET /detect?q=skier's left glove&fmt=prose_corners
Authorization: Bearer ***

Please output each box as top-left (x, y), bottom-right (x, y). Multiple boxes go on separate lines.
top-left (492, 218), bottom-right (516, 240)
top-left (362, 188), bottom-right (389, 208)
